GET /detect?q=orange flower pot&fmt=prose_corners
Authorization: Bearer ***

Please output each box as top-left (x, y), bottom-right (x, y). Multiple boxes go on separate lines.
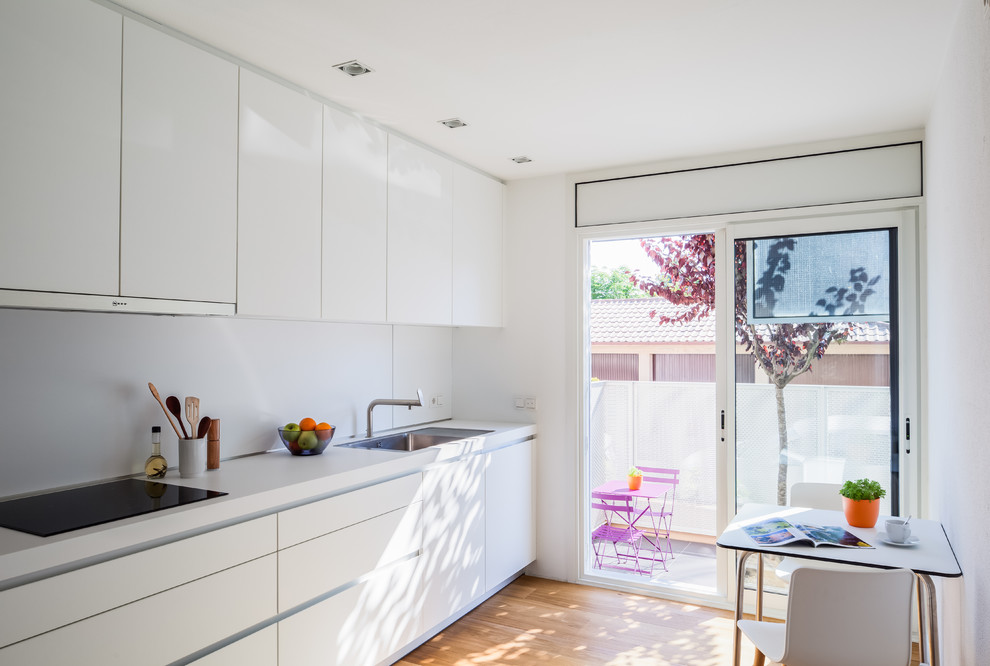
top-left (843, 497), bottom-right (881, 528)
top-left (628, 475), bottom-right (643, 491)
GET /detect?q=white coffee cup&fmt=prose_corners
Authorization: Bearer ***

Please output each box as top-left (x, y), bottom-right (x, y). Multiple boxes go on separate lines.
top-left (885, 518), bottom-right (911, 543)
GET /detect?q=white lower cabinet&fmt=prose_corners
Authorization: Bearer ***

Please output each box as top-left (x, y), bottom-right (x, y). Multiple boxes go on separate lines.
top-left (422, 453), bottom-right (487, 632)
top-left (0, 553), bottom-right (277, 666)
top-left (278, 501), bottom-right (422, 611)
top-left (485, 441), bottom-right (536, 589)
top-left (279, 556), bottom-right (422, 666)
top-left (0, 515), bottom-right (277, 652)
top-left (191, 625), bottom-right (278, 666)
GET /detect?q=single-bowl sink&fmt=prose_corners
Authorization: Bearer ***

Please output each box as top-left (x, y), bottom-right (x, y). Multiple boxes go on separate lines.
top-left (338, 427), bottom-right (493, 452)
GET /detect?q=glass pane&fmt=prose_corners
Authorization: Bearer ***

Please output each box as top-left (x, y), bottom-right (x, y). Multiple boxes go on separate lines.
top-left (587, 234), bottom-right (718, 593)
top-left (734, 228), bottom-right (897, 593)
top-left (748, 230), bottom-right (891, 323)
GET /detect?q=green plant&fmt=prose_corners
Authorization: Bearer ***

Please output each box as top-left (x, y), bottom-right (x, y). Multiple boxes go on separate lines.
top-left (840, 478), bottom-right (886, 501)
top-left (628, 466), bottom-right (643, 477)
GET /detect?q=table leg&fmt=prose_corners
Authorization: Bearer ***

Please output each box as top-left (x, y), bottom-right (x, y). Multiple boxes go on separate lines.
top-left (733, 550), bottom-right (756, 666)
top-left (917, 573), bottom-right (939, 666)
top-left (755, 553), bottom-right (764, 622)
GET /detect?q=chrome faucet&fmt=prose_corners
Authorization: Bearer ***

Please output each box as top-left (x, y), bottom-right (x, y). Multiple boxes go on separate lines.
top-left (366, 389), bottom-right (425, 437)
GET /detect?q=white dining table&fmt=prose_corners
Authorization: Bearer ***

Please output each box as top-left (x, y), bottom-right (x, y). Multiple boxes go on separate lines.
top-left (717, 503), bottom-right (962, 666)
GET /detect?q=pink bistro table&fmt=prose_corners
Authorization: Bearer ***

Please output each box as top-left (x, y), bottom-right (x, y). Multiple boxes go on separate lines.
top-left (592, 480), bottom-right (676, 566)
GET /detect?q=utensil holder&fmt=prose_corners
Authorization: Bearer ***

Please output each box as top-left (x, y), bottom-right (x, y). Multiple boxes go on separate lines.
top-left (179, 437), bottom-right (207, 478)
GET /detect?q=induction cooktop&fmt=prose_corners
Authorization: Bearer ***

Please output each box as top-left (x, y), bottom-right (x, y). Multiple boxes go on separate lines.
top-left (0, 479), bottom-right (227, 537)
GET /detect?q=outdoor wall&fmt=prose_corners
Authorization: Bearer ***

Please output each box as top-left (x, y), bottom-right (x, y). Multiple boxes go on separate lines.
top-left (925, 2), bottom-right (990, 664)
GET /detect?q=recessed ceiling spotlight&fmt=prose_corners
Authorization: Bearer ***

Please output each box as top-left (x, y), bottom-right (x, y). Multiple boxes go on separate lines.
top-left (438, 118), bottom-right (468, 129)
top-left (511, 156), bottom-right (532, 164)
top-left (333, 60), bottom-right (373, 76)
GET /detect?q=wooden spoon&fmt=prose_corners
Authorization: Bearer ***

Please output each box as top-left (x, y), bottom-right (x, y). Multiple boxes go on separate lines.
top-left (148, 382), bottom-right (183, 439)
top-left (197, 416), bottom-right (213, 439)
top-left (185, 396), bottom-right (200, 439)
top-left (166, 395), bottom-right (189, 438)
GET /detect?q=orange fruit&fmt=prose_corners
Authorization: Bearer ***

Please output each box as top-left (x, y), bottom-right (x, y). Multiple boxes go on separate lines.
top-left (299, 417), bottom-right (317, 431)
top-left (315, 422), bottom-right (332, 431)
top-left (316, 422), bottom-right (334, 441)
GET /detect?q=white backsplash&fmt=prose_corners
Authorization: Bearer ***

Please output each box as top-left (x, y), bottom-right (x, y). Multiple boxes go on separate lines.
top-left (0, 308), bottom-right (452, 497)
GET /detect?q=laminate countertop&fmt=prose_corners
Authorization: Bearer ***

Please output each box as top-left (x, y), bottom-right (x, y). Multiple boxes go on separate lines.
top-left (0, 420), bottom-right (536, 590)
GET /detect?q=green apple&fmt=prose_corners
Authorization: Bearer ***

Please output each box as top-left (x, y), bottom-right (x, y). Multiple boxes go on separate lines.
top-left (297, 430), bottom-right (319, 450)
top-left (282, 423), bottom-right (301, 443)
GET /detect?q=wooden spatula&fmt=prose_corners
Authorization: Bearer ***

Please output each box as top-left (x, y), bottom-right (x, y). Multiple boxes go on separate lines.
top-left (185, 396), bottom-right (200, 440)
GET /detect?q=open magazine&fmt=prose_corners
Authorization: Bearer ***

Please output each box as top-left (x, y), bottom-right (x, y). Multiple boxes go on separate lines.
top-left (742, 517), bottom-right (873, 548)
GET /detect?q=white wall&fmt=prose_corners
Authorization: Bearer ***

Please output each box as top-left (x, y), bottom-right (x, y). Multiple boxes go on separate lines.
top-left (452, 174), bottom-right (574, 580)
top-left (924, 3), bottom-right (990, 664)
top-left (0, 308), bottom-right (452, 497)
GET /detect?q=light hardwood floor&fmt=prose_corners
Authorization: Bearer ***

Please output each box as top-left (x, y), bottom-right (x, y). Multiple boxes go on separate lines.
top-left (397, 575), bottom-right (921, 666)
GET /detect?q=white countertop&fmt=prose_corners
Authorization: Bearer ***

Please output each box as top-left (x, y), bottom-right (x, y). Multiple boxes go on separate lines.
top-left (0, 420), bottom-right (535, 590)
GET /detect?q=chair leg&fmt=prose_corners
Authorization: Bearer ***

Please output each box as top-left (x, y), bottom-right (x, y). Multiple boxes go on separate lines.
top-left (751, 650), bottom-right (766, 666)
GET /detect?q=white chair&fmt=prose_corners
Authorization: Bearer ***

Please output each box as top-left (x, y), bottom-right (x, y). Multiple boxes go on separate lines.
top-left (738, 567), bottom-right (915, 666)
top-left (775, 482), bottom-right (844, 581)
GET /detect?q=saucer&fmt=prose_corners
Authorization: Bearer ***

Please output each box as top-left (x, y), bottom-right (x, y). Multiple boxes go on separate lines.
top-left (877, 531), bottom-right (919, 547)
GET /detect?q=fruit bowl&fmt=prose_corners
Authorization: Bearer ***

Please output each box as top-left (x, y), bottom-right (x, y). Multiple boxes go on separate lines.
top-left (278, 423), bottom-right (335, 456)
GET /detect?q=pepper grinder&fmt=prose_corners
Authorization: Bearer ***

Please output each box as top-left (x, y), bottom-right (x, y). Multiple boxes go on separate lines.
top-left (207, 418), bottom-right (221, 470)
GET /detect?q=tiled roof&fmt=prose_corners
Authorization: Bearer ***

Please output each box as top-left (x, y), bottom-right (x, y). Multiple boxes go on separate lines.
top-left (590, 298), bottom-right (890, 344)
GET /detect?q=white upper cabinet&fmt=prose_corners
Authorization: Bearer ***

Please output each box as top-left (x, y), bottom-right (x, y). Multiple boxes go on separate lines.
top-left (322, 107), bottom-right (387, 322)
top-left (237, 69), bottom-right (323, 319)
top-left (120, 19), bottom-right (238, 303)
top-left (452, 165), bottom-right (503, 327)
top-left (0, 0), bottom-right (121, 295)
top-left (386, 136), bottom-right (453, 325)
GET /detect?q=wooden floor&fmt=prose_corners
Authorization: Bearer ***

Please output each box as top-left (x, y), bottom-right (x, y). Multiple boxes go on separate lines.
top-left (397, 575), bottom-right (921, 666)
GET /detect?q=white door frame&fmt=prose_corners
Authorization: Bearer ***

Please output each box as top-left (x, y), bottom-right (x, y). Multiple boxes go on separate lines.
top-left (575, 198), bottom-right (922, 613)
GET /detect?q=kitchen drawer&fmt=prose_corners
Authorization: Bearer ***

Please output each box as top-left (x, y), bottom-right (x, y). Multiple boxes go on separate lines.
top-left (279, 500), bottom-right (422, 611)
top-left (279, 556), bottom-right (422, 666)
top-left (0, 553), bottom-right (277, 666)
top-left (0, 515), bottom-right (276, 648)
top-left (191, 625), bottom-right (277, 666)
top-left (277, 473), bottom-right (422, 548)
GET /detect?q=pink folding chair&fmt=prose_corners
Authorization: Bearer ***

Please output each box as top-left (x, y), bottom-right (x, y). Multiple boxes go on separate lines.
top-left (634, 466), bottom-right (679, 561)
top-left (591, 491), bottom-right (653, 575)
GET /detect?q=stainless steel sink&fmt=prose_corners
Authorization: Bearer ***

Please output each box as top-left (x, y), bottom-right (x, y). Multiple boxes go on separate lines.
top-left (338, 427), bottom-right (493, 452)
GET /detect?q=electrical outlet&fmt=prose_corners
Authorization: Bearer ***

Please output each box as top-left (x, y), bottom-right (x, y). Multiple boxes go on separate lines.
top-left (524, 397), bottom-right (537, 410)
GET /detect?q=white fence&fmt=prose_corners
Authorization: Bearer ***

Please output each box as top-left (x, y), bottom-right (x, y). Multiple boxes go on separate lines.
top-left (590, 381), bottom-right (892, 536)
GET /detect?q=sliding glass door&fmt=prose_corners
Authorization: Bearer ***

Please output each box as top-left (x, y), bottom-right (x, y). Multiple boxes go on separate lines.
top-left (579, 206), bottom-right (919, 607)
top-left (727, 208), bottom-right (918, 596)
top-left (584, 230), bottom-right (724, 596)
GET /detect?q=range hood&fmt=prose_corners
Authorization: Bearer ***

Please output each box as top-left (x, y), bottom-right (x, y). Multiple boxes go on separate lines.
top-left (0, 289), bottom-right (235, 316)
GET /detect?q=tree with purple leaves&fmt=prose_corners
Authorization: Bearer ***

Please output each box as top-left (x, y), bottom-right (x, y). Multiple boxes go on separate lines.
top-left (628, 234), bottom-right (854, 505)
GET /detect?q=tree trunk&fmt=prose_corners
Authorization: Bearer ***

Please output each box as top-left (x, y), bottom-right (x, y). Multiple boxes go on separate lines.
top-left (775, 384), bottom-right (788, 505)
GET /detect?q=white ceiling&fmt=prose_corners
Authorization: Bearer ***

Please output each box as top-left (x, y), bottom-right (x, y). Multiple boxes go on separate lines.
top-left (106, 0), bottom-right (961, 181)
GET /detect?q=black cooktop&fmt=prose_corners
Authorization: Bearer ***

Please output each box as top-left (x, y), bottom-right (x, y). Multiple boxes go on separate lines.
top-left (0, 479), bottom-right (227, 537)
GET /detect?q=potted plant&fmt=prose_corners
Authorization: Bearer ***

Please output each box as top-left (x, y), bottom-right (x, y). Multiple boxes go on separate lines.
top-left (628, 466), bottom-right (644, 491)
top-left (840, 478), bottom-right (886, 528)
